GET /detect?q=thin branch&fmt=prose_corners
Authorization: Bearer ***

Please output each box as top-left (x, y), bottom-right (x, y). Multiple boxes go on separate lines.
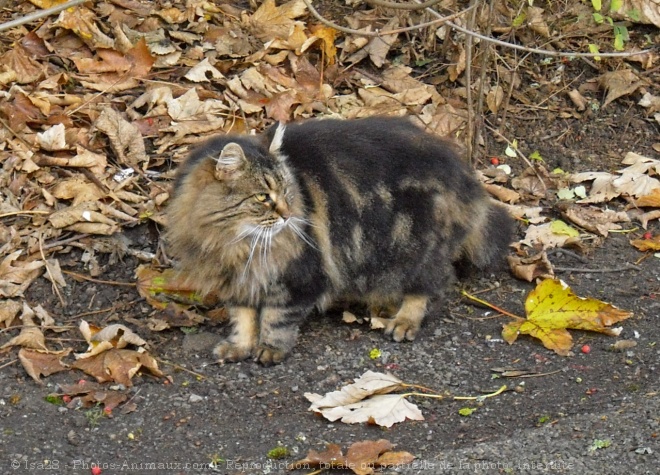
top-left (554, 264), bottom-right (641, 273)
top-left (0, 0), bottom-right (87, 33)
top-left (303, 0), bottom-right (475, 37)
top-left (366, 0), bottom-right (444, 10)
top-left (62, 270), bottom-right (136, 287)
top-left (416, 0), bottom-right (656, 58)
top-left (461, 290), bottom-right (524, 321)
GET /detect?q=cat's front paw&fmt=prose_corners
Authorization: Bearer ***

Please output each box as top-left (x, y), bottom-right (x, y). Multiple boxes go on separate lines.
top-left (384, 317), bottom-right (420, 342)
top-left (253, 345), bottom-right (288, 366)
top-left (214, 341), bottom-right (253, 363)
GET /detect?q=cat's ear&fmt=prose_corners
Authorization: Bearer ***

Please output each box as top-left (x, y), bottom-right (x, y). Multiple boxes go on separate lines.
top-left (214, 142), bottom-right (246, 180)
top-left (265, 122), bottom-right (286, 157)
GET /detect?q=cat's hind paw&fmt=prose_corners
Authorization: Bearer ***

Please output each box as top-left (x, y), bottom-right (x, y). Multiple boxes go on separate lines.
top-left (214, 341), bottom-right (253, 363)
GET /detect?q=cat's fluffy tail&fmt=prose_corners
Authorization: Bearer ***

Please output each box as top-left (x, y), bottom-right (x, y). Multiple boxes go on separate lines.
top-left (456, 202), bottom-right (513, 276)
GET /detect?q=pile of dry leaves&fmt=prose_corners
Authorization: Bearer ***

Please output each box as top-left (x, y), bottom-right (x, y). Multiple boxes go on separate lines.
top-left (0, 1), bottom-right (659, 401)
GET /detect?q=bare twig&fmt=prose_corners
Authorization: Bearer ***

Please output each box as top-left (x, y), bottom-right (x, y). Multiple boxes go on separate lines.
top-left (546, 248), bottom-right (589, 264)
top-left (366, 0), bottom-right (444, 10)
top-left (0, 0), bottom-right (87, 33)
top-left (156, 358), bottom-right (207, 380)
top-left (416, 0), bottom-right (656, 58)
top-left (62, 270), bottom-right (136, 287)
top-left (0, 359), bottom-right (18, 370)
top-left (555, 264), bottom-right (642, 273)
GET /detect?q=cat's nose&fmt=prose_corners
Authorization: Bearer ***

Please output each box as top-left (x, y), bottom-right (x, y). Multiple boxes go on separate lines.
top-left (275, 200), bottom-right (290, 220)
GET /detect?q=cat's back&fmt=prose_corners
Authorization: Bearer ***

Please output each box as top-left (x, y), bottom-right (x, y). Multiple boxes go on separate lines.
top-left (275, 116), bottom-right (481, 198)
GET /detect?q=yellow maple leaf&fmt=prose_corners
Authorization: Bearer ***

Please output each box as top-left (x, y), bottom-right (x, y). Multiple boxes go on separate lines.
top-left (502, 279), bottom-right (632, 355)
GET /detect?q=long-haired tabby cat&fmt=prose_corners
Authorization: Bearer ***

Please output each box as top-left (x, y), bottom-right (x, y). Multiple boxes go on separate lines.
top-left (166, 116), bottom-right (513, 365)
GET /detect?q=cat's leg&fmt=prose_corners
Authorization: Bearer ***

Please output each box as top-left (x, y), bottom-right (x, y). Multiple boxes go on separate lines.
top-left (254, 306), bottom-right (310, 365)
top-left (214, 306), bottom-right (259, 362)
top-left (384, 295), bottom-right (428, 342)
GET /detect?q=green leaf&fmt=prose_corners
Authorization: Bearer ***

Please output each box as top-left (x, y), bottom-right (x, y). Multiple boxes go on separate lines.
top-left (592, 12), bottom-right (604, 23)
top-left (591, 0), bottom-right (602, 12)
top-left (512, 12), bottom-right (526, 27)
top-left (610, 0), bottom-right (623, 12)
top-left (588, 44), bottom-right (601, 61)
top-left (627, 8), bottom-right (641, 22)
top-left (550, 220), bottom-right (579, 237)
top-left (459, 407), bottom-right (476, 416)
top-left (529, 150), bottom-right (544, 162)
top-left (590, 439), bottom-right (612, 451)
top-left (614, 34), bottom-right (624, 51)
top-left (557, 188), bottom-right (576, 200)
top-left (369, 348), bottom-right (382, 359)
top-left (505, 139), bottom-right (518, 158)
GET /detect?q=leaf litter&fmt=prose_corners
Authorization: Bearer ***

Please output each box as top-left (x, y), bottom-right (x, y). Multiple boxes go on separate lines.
top-left (0, 0), bottom-right (657, 430)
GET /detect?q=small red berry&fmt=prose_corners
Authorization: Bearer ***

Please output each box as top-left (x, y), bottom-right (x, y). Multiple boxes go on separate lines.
top-left (103, 406), bottom-right (113, 416)
top-left (490, 157), bottom-right (500, 166)
top-left (91, 466), bottom-right (102, 475)
top-left (581, 344), bottom-right (591, 354)
top-left (643, 231), bottom-right (653, 240)
top-left (62, 395), bottom-right (72, 404)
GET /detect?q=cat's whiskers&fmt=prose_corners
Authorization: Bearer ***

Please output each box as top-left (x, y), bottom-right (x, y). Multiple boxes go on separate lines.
top-left (287, 217), bottom-right (318, 250)
top-left (242, 227), bottom-right (264, 280)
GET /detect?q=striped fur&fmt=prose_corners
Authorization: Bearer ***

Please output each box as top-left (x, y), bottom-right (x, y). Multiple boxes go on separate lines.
top-left (166, 117), bottom-right (513, 365)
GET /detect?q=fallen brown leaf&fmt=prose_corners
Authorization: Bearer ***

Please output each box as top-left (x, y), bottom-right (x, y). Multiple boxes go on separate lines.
top-left (18, 348), bottom-right (71, 384)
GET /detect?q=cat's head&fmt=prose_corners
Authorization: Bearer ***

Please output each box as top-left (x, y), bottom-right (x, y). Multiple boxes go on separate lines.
top-left (169, 124), bottom-right (306, 254)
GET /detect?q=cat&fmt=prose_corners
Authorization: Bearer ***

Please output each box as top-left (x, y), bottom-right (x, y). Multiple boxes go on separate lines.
top-left (165, 116), bottom-right (513, 365)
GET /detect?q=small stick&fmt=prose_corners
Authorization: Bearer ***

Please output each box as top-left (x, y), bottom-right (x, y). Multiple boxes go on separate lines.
top-left (62, 270), bottom-right (136, 287)
top-left (0, 0), bottom-right (87, 33)
top-left (554, 264), bottom-right (641, 273)
top-left (461, 290), bottom-right (524, 321)
top-left (0, 210), bottom-right (50, 219)
top-left (156, 358), bottom-right (207, 380)
top-left (0, 359), bottom-right (18, 370)
top-left (546, 248), bottom-right (589, 264)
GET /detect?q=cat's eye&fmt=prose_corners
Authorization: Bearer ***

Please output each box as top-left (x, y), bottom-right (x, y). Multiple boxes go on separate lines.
top-left (255, 193), bottom-right (271, 203)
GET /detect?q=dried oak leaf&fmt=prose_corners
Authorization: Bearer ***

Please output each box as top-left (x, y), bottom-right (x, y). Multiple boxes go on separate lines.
top-left (598, 69), bottom-right (647, 108)
top-left (507, 251), bottom-right (554, 282)
top-left (248, 0), bottom-right (307, 41)
top-left (0, 44), bottom-right (44, 84)
top-left (0, 299), bottom-right (22, 328)
top-left (561, 205), bottom-right (630, 237)
top-left (502, 279), bottom-right (633, 356)
top-left (0, 251), bottom-right (45, 298)
top-left (305, 371), bottom-right (424, 427)
top-left (72, 349), bottom-right (162, 387)
top-left (53, 6), bottom-right (115, 49)
top-left (37, 146), bottom-right (107, 177)
top-left (48, 204), bottom-right (118, 235)
top-left (520, 222), bottom-right (582, 250)
top-left (184, 57), bottom-right (224, 82)
top-left (55, 382), bottom-right (129, 411)
top-left (293, 439), bottom-right (415, 475)
top-left (94, 107), bottom-right (148, 168)
top-left (18, 348), bottom-right (71, 384)
top-left (77, 320), bottom-right (147, 359)
top-left (0, 303), bottom-right (47, 351)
